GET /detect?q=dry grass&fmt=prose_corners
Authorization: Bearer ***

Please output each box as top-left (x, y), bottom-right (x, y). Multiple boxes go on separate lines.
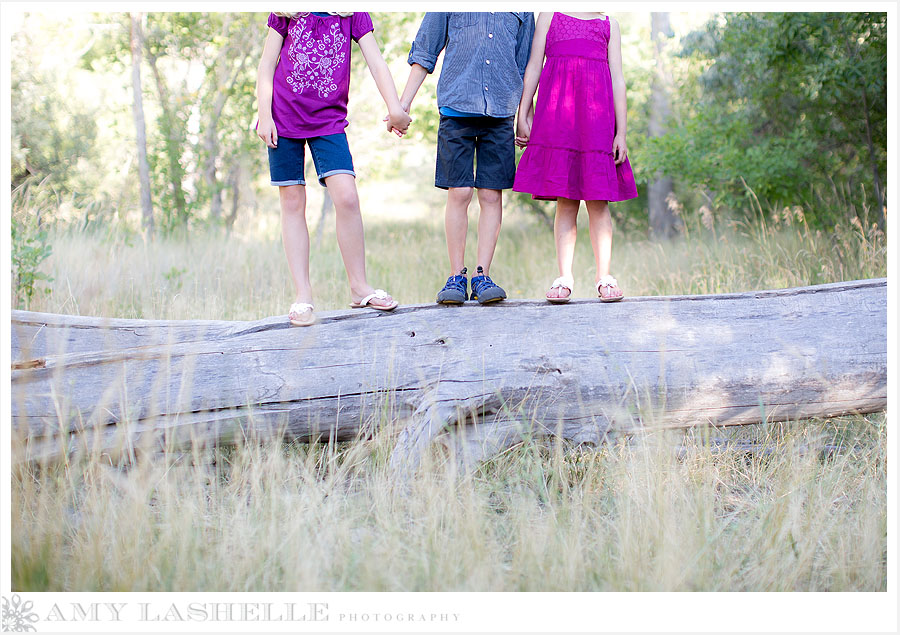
top-left (11, 414), bottom-right (886, 591)
top-left (11, 200), bottom-right (888, 591)
top-left (27, 190), bottom-right (885, 319)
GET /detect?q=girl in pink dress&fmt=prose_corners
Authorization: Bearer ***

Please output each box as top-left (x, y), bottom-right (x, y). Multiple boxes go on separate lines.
top-left (513, 12), bottom-right (637, 303)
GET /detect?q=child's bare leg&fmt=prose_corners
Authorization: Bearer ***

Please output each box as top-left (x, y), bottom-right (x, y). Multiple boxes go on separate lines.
top-left (585, 199), bottom-right (613, 279)
top-left (586, 199), bottom-right (622, 299)
top-left (549, 197), bottom-right (579, 299)
top-left (324, 173), bottom-right (394, 307)
top-left (475, 188), bottom-right (502, 275)
top-left (446, 186), bottom-right (474, 274)
top-left (279, 185), bottom-right (313, 304)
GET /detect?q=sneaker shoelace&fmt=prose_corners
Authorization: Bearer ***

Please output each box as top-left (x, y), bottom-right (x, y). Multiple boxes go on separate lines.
top-left (472, 271), bottom-right (497, 293)
top-left (443, 267), bottom-right (467, 293)
top-left (444, 269), bottom-right (468, 294)
top-left (447, 277), bottom-right (466, 293)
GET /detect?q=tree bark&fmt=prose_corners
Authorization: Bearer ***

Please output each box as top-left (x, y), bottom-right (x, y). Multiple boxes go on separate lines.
top-left (225, 161), bottom-right (240, 232)
top-left (11, 279), bottom-right (887, 469)
top-left (648, 12), bottom-right (680, 240)
top-left (129, 13), bottom-right (154, 238)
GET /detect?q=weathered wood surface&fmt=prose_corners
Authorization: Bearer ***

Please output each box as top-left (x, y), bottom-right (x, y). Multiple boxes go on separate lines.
top-left (11, 279), bottom-right (887, 468)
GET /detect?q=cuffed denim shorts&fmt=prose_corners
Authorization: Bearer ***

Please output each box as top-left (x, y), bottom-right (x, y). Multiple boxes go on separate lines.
top-left (435, 115), bottom-right (516, 190)
top-left (267, 132), bottom-right (355, 187)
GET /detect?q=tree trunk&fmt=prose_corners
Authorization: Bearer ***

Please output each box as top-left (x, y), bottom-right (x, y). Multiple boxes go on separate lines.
top-left (202, 132), bottom-right (223, 220)
top-left (146, 51), bottom-right (187, 226)
top-left (11, 279), bottom-right (887, 470)
top-left (129, 13), bottom-right (154, 238)
top-left (648, 12), bottom-right (680, 240)
top-left (843, 37), bottom-right (886, 231)
top-left (202, 16), bottom-right (252, 221)
top-left (860, 85), bottom-right (886, 230)
top-left (225, 161), bottom-right (240, 232)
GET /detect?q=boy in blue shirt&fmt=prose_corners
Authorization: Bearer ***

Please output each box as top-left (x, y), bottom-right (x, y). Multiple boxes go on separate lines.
top-left (400, 12), bottom-right (534, 304)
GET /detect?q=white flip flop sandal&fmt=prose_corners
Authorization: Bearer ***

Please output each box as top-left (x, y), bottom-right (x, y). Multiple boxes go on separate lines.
top-left (546, 276), bottom-right (574, 304)
top-left (289, 302), bottom-right (316, 326)
top-left (349, 289), bottom-right (398, 311)
top-left (596, 275), bottom-right (624, 303)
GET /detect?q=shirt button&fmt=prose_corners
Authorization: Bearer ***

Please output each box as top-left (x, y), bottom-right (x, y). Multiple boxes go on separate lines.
top-left (488, 33), bottom-right (493, 38)
top-left (484, 86), bottom-right (489, 91)
top-left (485, 59), bottom-right (491, 64)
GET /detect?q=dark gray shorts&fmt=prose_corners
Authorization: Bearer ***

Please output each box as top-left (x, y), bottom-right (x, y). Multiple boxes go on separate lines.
top-left (435, 114), bottom-right (516, 190)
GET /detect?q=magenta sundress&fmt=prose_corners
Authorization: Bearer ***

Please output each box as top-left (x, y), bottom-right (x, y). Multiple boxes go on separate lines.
top-left (513, 13), bottom-right (638, 202)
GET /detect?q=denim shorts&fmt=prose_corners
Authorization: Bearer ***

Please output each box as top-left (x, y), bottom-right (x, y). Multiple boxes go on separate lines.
top-left (435, 115), bottom-right (516, 190)
top-left (267, 132), bottom-right (355, 187)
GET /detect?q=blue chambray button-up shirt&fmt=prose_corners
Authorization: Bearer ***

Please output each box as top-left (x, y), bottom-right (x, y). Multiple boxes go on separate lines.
top-left (408, 12), bottom-right (535, 118)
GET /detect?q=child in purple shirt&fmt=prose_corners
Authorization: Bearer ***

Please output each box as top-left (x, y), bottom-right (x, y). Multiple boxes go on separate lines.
top-left (257, 12), bottom-right (411, 326)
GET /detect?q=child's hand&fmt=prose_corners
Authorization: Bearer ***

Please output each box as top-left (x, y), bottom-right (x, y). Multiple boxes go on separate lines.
top-left (382, 103), bottom-right (411, 137)
top-left (612, 134), bottom-right (628, 165)
top-left (257, 117), bottom-right (278, 149)
top-left (382, 115), bottom-right (404, 137)
top-left (384, 108), bottom-right (412, 137)
top-left (515, 115), bottom-right (531, 147)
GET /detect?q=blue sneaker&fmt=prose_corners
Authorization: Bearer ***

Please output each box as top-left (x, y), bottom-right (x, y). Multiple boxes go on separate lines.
top-left (470, 266), bottom-right (507, 304)
top-left (436, 267), bottom-right (468, 304)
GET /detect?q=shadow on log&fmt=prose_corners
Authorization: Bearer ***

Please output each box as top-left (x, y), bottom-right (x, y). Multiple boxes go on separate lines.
top-left (11, 279), bottom-right (887, 474)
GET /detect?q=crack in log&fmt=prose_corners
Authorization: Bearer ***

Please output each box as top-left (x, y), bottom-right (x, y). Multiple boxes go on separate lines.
top-left (20, 385), bottom-right (429, 439)
top-left (12, 359), bottom-right (47, 370)
top-left (10, 348), bottom-right (380, 379)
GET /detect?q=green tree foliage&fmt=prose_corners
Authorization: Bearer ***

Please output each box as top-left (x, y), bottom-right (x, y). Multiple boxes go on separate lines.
top-left (11, 216), bottom-right (54, 310)
top-left (370, 12), bottom-right (438, 143)
top-left (11, 19), bottom-right (103, 216)
top-left (11, 12), bottom-right (887, 234)
top-left (641, 12), bottom-right (887, 225)
top-left (131, 12), bottom-right (265, 231)
top-left (14, 12), bottom-right (267, 233)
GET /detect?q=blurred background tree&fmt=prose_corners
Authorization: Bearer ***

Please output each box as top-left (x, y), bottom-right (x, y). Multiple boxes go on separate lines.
top-left (10, 11), bottom-right (888, 240)
top-left (646, 11), bottom-right (681, 239)
top-left (640, 12), bottom-right (887, 229)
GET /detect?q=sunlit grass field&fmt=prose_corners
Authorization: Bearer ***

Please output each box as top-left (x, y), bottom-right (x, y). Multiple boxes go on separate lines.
top-left (27, 189), bottom-right (886, 320)
top-left (12, 197), bottom-right (888, 591)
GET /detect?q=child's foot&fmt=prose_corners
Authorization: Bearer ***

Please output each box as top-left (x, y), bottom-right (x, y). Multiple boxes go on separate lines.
top-left (596, 275), bottom-right (624, 302)
top-left (289, 302), bottom-right (316, 326)
top-left (436, 267), bottom-right (468, 304)
top-left (470, 266), bottom-right (507, 304)
top-left (546, 276), bottom-right (574, 304)
top-left (350, 288), bottom-right (398, 311)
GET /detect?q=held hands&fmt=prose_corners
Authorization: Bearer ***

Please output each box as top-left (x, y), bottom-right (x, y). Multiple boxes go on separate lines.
top-left (612, 134), bottom-right (628, 165)
top-left (257, 117), bottom-right (278, 149)
top-left (515, 108), bottom-right (533, 147)
top-left (383, 102), bottom-right (412, 137)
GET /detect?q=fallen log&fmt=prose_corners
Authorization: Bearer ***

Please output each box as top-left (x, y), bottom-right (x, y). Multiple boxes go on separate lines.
top-left (11, 279), bottom-right (887, 471)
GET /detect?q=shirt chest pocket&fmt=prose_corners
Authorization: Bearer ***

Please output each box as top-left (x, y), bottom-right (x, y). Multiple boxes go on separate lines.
top-left (449, 12), bottom-right (479, 28)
